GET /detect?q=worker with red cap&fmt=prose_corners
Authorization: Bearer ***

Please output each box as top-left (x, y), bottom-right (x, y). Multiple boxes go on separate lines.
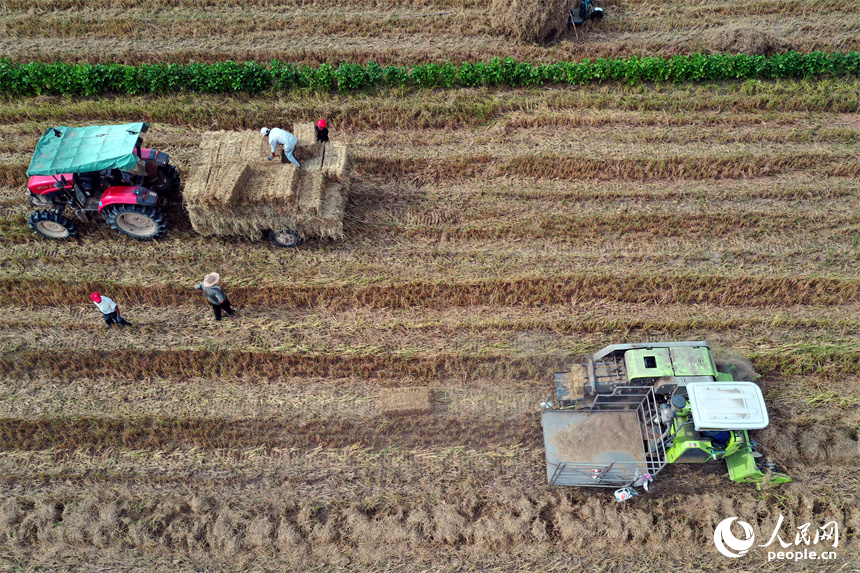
top-left (315, 118), bottom-right (329, 143)
top-left (90, 292), bottom-right (132, 328)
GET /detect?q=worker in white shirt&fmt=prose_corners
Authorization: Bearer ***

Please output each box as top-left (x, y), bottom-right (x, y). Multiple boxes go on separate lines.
top-left (260, 127), bottom-right (300, 167)
top-left (90, 292), bottom-right (132, 328)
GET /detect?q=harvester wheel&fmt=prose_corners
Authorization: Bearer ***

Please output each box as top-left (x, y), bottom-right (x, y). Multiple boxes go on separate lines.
top-left (105, 205), bottom-right (167, 240)
top-left (269, 230), bottom-right (302, 248)
top-left (148, 165), bottom-right (181, 197)
top-left (28, 210), bottom-right (78, 240)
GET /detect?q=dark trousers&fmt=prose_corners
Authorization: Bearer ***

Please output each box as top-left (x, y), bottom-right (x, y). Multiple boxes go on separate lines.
top-left (103, 309), bottom-right (130, 326)
top-left (211, 299), bottom-right (234, 320)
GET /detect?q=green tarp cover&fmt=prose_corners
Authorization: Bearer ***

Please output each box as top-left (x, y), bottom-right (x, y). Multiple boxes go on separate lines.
top-left (26, 122), bottom-right (149, 176)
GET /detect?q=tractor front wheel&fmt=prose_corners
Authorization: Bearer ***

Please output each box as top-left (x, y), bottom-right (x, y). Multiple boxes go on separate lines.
top-left (28, 210), bottom-right (79, 240)
top-left (148, 165), bottom-right (181, 197)
top-left (269, 230), bottom-right (302, 248)
top-left (105, 205), bottom-right (167, 240)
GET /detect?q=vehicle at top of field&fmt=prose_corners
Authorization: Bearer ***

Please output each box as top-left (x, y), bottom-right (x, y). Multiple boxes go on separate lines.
top-left (568, 0), bottom-right (603, 27)
top-left (26, 122), bottom-right (180, 241)
top-left (542, 341), bottom-right (790, 500)
top-left (182, 123), bottom-right (351, 248)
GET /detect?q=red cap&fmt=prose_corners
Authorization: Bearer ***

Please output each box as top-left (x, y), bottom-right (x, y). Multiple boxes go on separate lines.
top-left (90, 292), bottom-right (102, 302)
top-left (317, 119), bottom-right (327, 129)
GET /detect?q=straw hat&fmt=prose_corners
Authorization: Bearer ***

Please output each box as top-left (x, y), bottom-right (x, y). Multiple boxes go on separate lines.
top-left (202, 273), bottom-right (220, 287)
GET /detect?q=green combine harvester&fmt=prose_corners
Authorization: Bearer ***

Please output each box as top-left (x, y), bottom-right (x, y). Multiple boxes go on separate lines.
top-left (542, 341), bottom-right (790, 499)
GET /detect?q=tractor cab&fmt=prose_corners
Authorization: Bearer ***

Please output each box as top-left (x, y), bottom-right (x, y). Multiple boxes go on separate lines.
top-left (25, 123), bottom-right (180, 241)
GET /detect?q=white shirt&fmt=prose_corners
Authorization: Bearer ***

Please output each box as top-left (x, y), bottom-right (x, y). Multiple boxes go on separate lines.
top-left (93, 296), bottom-right (117, 314)
top-left (268, 128), bottom-right (298, 154)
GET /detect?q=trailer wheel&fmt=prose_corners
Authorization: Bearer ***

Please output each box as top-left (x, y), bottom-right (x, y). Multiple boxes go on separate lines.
top-left (28, 210), bottom-right (78, 239)
top-left (105, 205), bottom-right (167, 240)
top-left (269, 230), bottom-right (302, 248)
top-left (148, 165), bottom-right (181, 197)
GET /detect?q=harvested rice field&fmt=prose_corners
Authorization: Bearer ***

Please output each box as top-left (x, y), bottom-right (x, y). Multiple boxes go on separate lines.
top-left (1, 1), bottom-right (860, 572)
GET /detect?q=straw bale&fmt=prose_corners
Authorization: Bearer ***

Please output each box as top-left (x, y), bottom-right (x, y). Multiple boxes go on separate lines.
top-left (183, 160), bottom-right (216, 204)
top-left (378, 387), bottom-right (432, 416)
top-left (297, 170), bottom-right (326, 214)
top-left (238, 164), bottom-right (299, 205)
top-left (301, 152), bottom-right (324, 173)
top-left (321, 183), bottom-right (345, 221)
top-left (213, 163), bottom-right (251, 205)
top-left (305, 182), bottom-right (346, 239)
top-left (491, 0), bottom-right (568, 44)
top-left (185, 129), bottom-right (351, 240)
top-left (293, 122), bottom-right (319, 157)
top-left (322, 143), bottom-right (351, 185)
top-left (705, 24), bottom-right (791, 56)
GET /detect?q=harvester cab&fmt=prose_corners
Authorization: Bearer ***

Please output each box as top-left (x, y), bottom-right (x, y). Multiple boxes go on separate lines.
top-left (25, 122), bottom-right (181, 241)
top-left (542, 341), bottom-right (790, 499)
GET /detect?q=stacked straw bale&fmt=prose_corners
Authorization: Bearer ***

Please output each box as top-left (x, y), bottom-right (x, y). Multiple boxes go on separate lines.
top-left (183, 128), bottom-right (351, 240)
top-left (293, 122), bottom-right (319, 160)
top-left (322, 144), bottom-right (351, 186)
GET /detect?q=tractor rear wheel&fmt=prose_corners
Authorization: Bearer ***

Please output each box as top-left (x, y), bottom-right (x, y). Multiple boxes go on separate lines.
top-left (28, 210), bottom-right (78, 239)
top-left (269, 230), bottom-right (302, 248)
top-left (105, 205), bottom-right (167, 240)
top-left (148, 165), bottom-right (181, 197)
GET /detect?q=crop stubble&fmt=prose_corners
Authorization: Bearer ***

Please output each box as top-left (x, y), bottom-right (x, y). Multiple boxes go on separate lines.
top-left (0, 21), bottom-right (859, 572)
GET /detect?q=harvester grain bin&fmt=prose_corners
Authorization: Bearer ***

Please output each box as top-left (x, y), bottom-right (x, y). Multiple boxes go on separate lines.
top-left (542, 341), bottom-right (790, 498)
top-left (25, 123), bottom-right (180, 240)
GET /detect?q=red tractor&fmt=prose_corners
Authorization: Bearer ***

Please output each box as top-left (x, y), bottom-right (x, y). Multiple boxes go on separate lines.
top-left (26, 122), bottom-right (181, 240)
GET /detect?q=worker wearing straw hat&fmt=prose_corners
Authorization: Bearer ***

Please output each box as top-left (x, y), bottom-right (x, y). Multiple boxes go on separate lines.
top-left (194, 272), bottom-right (235, 321)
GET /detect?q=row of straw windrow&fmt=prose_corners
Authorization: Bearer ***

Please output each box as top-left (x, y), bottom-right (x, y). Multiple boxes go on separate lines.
top-left (3, 343), bottom-right (860, 383)
top-left (2, 275), bottom-right (859, 309)
top-left (359, 153), bottom-right (860, 183)
top-left (6, 146), bottom-right (856, 191)
top-left (0, 81), bottom-right (856, 140)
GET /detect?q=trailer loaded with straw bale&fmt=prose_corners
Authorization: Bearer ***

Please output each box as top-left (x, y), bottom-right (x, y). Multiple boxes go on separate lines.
top-left (183, 123), bottom-right (351, 247)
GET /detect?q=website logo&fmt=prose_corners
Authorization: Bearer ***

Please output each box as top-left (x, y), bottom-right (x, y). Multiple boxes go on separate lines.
top-left (713, 514), bottom-right (839, 561)
top-left (714, 518), bottom-right (755, 558)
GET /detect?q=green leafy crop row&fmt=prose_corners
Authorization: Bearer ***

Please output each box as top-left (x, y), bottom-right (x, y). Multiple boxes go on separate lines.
top-left (0, 52), bottom-right (858, 96)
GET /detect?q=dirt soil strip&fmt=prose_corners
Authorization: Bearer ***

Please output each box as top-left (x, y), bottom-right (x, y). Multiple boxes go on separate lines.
top-left (0, 414), bottom-right (542, 451)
